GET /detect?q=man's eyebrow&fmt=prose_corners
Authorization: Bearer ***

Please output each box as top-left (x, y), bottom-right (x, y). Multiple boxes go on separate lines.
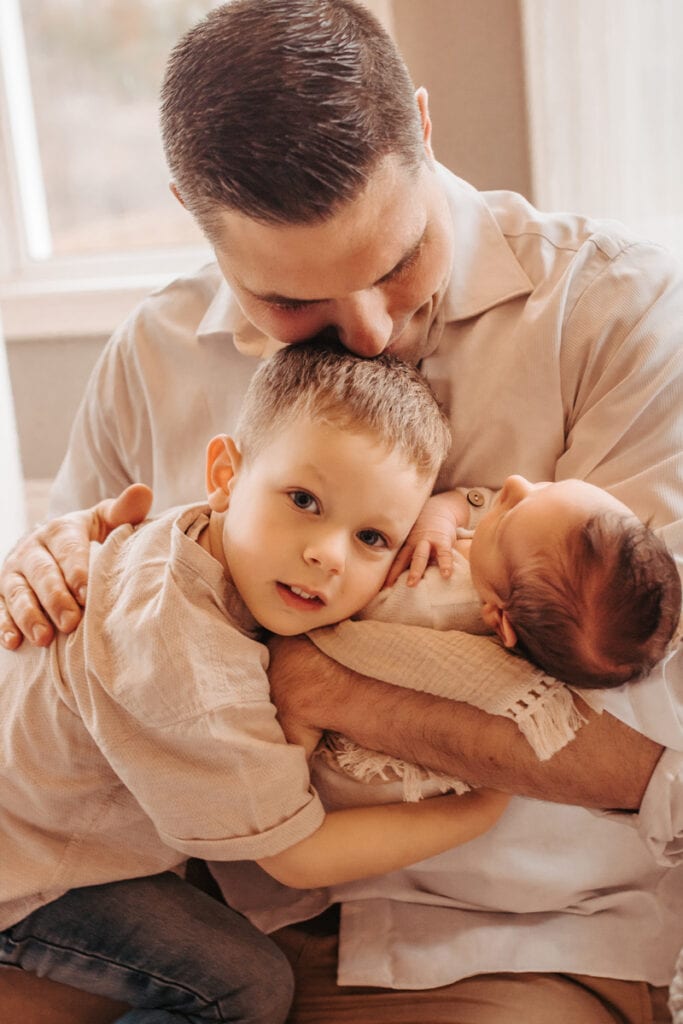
top-left (251, 228), bottom-right (427, 306)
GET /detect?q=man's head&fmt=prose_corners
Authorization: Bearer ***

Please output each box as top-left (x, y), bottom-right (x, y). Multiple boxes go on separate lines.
top-left (470, 476), bottom-right (682, 688)
top-left (161, 0), bottom-right (453, 362)
top-left (205, 339), bottom-right (451, 635)
top-left (161, 0), bottom-right (423, 229)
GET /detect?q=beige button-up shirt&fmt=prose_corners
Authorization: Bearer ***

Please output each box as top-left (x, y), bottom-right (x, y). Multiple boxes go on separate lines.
top-left (51, 165), bottom-right (683, 987)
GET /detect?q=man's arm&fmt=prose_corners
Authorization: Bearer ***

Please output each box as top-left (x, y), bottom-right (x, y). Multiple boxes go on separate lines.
top-left (268, 634), bottom-right (663, 809)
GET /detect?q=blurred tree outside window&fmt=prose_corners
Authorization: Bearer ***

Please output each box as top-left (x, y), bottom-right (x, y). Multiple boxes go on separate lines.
top-left (18, 0), bottom-right (222, 259)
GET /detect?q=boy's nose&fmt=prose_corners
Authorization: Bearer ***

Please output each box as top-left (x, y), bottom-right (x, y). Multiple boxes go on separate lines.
top-left (303, 534), bottom-right (346, 575)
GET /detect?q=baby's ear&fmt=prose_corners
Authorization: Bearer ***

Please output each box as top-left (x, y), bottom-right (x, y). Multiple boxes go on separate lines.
top-left (480, 601), bottom-right (518, 649)
top-left (205, 435), bottom-right (242, 512)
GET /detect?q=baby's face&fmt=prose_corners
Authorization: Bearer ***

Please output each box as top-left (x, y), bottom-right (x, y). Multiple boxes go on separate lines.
top-left (469, 476), bottom-right (634, 608)
top-left (221, 415), bottom-right (433, 634)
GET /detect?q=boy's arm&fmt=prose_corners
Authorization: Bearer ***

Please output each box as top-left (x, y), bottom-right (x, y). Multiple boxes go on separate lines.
top-left (257, 787), bottom-right (509, 888)
top-left (268, 633), bottom-right (663, 810)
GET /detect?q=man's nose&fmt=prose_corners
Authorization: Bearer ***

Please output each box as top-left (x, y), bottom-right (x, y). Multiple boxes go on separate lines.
top-left (500, 474), bottom-right (533, 506)
top-left (334, 289), bottom-right (393, 357)
top-left (303, 532), bottom-right (347, 575)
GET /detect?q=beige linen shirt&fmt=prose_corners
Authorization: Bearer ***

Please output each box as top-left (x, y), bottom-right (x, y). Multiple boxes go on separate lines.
top-left (51, 166), bottom-right (683, 986)
top-left (0, 505), bottom-right (323, 930)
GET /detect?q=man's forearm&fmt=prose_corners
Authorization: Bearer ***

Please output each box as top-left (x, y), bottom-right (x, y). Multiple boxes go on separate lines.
top-left (269, 634), bottom-right (663, 809)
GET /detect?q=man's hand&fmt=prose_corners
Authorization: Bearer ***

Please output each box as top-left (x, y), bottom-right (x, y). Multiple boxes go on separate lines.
top-left (0, 484), bottom-right (153, 650)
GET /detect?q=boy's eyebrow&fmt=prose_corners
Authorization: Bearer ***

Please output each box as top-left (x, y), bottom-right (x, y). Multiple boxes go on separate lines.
top-left (251, 228), bottom-right (427, 306)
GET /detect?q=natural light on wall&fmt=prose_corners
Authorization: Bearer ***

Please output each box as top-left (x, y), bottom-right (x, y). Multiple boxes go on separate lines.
top-left (522, 0), bottom-right (683, 265)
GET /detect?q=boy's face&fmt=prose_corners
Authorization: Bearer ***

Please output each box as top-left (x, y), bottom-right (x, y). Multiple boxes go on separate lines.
top-left (470, 476), bottom-right (635, 627)
top-left (208, 415), bottom-right (433, 635)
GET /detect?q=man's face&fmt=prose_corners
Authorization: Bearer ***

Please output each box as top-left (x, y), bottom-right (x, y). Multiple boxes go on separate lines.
top-left (212, 154), bottom-right (454, 364)
top-left (213, 414), bottom-right (433, 635)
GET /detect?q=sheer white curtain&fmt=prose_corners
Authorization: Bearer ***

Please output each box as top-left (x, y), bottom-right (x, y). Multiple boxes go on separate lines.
top-left (0, 307), bottom-right (25, 560)
top-left (522, 0), bottom-right (683, 263)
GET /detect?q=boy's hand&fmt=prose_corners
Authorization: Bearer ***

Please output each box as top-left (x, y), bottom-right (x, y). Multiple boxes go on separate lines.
top-left (386, 491), bottom-right (461, 588)
top-left (0, 484), bottom-right (153, 650)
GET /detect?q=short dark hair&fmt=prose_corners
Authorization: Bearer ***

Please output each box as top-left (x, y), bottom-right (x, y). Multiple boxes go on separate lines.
top-left (160, 0), bottom-right (424, 234)
top-left (235, 338), bottom-right (451, 481)
top-left (506, 513), bottom-right (682, 689)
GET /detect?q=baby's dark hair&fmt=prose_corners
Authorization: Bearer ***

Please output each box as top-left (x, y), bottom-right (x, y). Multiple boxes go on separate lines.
top-left (506, 512), bottom-right (681, 688)
top-left (234, 339), bottom-right (451, 481)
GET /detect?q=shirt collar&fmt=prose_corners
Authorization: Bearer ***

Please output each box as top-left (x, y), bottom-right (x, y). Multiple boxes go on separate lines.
top-left (437, 164), bottom-right (533, 321)
top-left (196, 163), bottom-right (534, 356)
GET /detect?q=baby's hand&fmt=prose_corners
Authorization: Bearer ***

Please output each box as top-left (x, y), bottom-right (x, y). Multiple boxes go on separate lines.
top-left (386, 491), bottom-right (461, 588)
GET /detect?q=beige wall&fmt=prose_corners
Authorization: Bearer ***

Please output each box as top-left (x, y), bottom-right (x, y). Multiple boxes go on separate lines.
top-left (7, 0), bottom-right (532, 480)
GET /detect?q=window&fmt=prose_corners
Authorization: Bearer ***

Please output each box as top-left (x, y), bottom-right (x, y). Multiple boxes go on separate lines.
top-left (0, 0), bottom-right (219, 339)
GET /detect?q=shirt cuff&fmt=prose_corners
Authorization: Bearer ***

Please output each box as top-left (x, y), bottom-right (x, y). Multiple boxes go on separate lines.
top-left (596, 747), bottom-right (683, 866)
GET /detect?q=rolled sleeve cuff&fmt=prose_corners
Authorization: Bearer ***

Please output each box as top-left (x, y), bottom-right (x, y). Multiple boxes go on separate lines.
top-left (597, 748), bottom-right (683, 866)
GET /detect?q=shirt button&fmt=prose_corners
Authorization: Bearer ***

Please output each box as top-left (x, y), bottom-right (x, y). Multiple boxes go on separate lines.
top-left (467, 489), bottom-right (485, 508)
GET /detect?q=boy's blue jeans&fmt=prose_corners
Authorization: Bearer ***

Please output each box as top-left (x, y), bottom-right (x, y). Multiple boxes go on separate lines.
top-left (0, 871), bottom-right (294, 1023)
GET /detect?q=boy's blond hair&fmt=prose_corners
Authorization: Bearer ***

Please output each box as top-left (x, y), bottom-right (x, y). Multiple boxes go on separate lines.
top-left (235, 339), bottom-right (451, 480)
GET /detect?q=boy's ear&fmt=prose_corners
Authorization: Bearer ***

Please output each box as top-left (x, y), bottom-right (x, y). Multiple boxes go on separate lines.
top-left (480, 601), bottom-right (518, 649)
top-left (205, 434), bottom-right (242, 512)
top-left (416, 87), bottom-right (434, 160)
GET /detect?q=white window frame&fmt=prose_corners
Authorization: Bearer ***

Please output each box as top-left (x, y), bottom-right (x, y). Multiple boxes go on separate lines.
top-left (0, 0), bottom-right (211, 343)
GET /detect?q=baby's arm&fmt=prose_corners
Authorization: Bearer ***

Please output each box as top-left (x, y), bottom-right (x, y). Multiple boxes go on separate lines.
top-left (257, 787), bottom-right (508, 888)
top-left (386, 489), bottom-right (471, 587)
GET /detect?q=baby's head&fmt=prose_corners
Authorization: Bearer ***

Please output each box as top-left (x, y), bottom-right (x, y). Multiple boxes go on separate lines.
top-left (205, 339), bottom-right (451, 634)
top-left (470, 476), bottom-right (682, 688)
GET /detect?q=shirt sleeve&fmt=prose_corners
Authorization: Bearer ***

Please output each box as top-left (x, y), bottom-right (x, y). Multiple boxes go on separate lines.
top-left (49, 316), bottom-right (151, 514)
top-left (596, 747), bottom-right (683, 866)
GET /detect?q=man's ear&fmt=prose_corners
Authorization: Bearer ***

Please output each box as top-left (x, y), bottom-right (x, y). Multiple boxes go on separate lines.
top-left (480, 601), bottom-right (518, 649)
top-left (416, 87), bottom-right (434, 161)
top-left (169, 182), bottom-right (185, 208)
top-left (205, 434), bottom-right (242, 512)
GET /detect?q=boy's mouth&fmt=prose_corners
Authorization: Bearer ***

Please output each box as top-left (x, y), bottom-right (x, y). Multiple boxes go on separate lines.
top-left (277, 582), bottom-right (327, 609)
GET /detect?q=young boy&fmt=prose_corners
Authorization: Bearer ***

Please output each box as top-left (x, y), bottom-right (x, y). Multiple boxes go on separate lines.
top-left (0, 340), bottom-right (508, 1023)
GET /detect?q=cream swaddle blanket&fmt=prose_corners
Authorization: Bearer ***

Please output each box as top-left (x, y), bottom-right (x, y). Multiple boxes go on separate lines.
top-left (309, 544), bottom-right (599, 802)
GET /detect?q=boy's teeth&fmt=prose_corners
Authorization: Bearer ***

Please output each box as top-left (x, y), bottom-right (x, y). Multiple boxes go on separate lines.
top-left (290, 586), bottom-right (315, 600)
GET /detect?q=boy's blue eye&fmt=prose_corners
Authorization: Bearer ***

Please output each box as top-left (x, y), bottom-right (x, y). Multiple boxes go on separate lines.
top-left (289, 490), bottom-right (319, 513)
top-left (357, 529), bottom-right (387, 549)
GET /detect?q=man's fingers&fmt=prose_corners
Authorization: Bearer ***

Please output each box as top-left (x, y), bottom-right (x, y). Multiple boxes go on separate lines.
top-left (0, 596), bottom-right (24, 649)
top-left (0, 568), bottom-right (57, 647)
top-left (14, 537), bottom-right (83, 636)
top-left (94, 484), bottom-right (153, 541)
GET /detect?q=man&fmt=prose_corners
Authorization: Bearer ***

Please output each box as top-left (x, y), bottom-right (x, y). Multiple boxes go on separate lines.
top-left (1, 2), bottom-right (682, 1021)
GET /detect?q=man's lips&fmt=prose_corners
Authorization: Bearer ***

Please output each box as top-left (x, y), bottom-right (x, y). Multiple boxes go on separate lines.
top-left (276, 582), bottom-right (327, 610)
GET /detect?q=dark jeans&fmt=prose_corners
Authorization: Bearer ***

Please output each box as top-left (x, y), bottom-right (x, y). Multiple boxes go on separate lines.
top-left (0, 871), bottom-right (293, 1023)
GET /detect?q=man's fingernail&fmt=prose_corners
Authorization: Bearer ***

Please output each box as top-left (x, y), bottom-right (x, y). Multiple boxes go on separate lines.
top-left (77, 585), bottom-right (87, 604)
top-left (2, 631), bottom-right (18, 648)
top-left (58, 610), bottom-right (80, 632)
top-left (31, 625), bottom-right (50, 644)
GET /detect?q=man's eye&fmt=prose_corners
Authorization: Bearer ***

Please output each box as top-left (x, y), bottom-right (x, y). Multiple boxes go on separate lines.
top-left (357, 529), bottom-right (387, 549)
top-left (289, 490), bottom-right (319, 513)
top-left (269, 298), bottom-right (310, 312)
